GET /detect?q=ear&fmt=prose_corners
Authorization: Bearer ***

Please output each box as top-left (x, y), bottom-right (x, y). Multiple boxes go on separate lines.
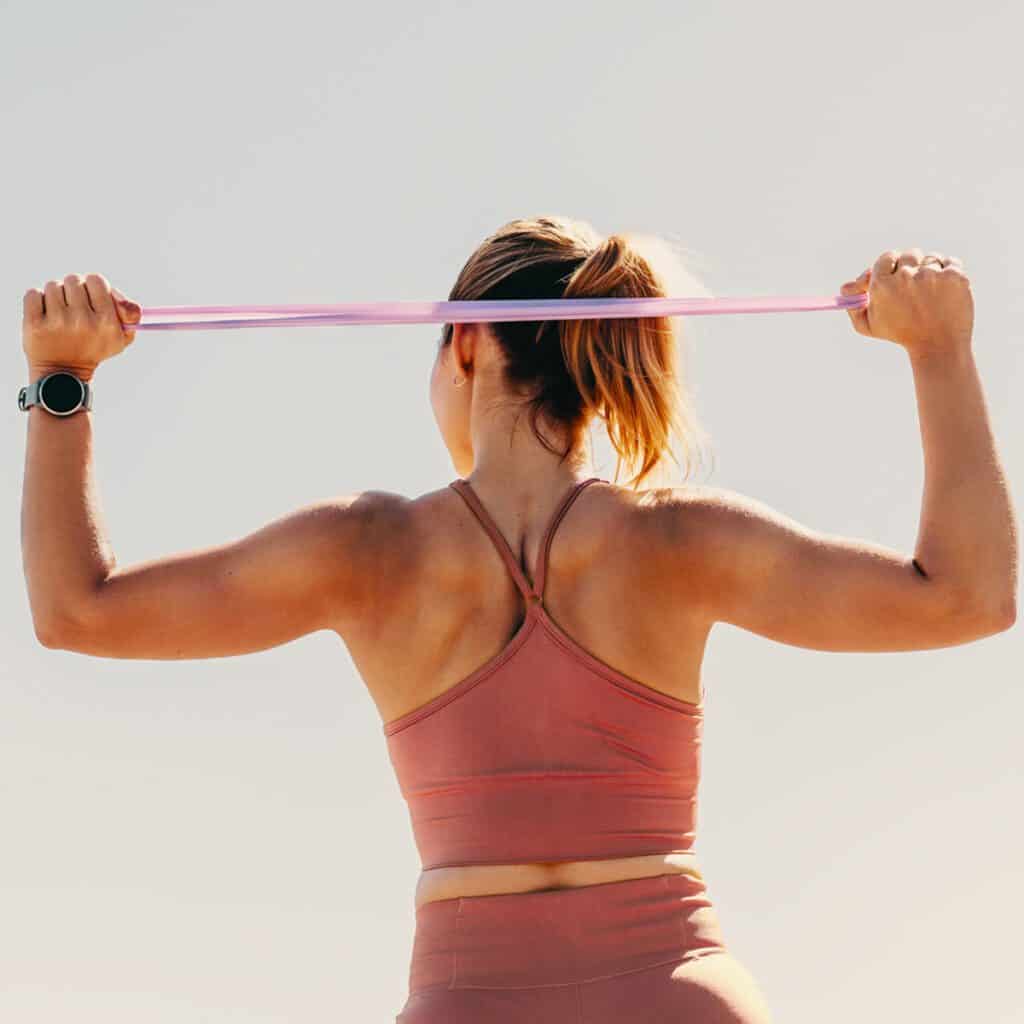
top-left (450, 322), bottom-right (478, 375)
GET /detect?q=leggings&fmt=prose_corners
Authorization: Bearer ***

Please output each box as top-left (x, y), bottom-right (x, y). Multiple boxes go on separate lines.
top-left (394, 871), bottom-right (774, 1022)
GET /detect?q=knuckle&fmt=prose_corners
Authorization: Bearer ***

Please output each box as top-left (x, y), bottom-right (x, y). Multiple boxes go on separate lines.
top-left (85, 272), bottom-right (110, 289)
top-left (63, 272), bottom-right (82, 284)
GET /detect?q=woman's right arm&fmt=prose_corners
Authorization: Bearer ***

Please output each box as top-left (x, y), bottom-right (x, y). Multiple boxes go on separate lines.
top-left (20, 273), bottom-right (403, 659)
top-left (661, 249), bottom-right (1017, 652)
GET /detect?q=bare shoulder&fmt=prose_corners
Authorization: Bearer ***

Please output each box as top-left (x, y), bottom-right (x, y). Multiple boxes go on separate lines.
top-left (335, 483), bottom-right (475, 624)
top-left (600, 481), bottom-right (733, 603)
top-left (598, 480), bottom-right (738, 550)
top-left (315, 487), bottom-right (419, 564)
top-left (326, 487), bottom-right (426, 624)
top-left (628, 482), bottom-right (1007, 651)
top-left (630, 479), bottom-right (858, 615)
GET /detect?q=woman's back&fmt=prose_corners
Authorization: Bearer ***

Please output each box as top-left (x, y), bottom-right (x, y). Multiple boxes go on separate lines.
top-left (351, 476), bottom-right (710, 731)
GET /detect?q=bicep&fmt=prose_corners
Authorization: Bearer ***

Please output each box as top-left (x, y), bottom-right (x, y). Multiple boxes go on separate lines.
top-left (52, 492), bottom-right (399, 659)
top-left (666, 487), bottom-right (997, 652)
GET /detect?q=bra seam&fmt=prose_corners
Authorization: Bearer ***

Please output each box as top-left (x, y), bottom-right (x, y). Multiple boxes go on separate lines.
top-left (534, 611), bottom-right (704, 716)
top-left (382, 610), bottom-right (541, 735)
top-left (382, 607), bottom-right (701, 737)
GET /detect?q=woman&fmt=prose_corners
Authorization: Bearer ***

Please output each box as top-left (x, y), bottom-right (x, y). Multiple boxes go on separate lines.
top-left (21, 216), bottom-right (1016, 1022)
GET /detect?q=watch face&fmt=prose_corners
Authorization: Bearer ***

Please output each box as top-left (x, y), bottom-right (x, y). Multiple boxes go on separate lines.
top-left (40, 372), bottom-right (84, 414)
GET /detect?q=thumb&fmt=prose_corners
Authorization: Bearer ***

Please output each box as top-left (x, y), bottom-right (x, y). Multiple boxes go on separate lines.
top-left (111, 287), bottom-right (142, 324)
top-left (839, 267), bottom-right (871, 295)
top-left (839, 268), bottom-right (871, 335)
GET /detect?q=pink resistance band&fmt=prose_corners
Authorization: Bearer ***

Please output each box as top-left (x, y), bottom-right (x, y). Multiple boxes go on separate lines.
top-left (132, 293), bottom-right (868, 331)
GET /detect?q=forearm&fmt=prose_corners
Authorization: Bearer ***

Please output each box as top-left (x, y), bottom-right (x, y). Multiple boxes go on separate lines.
top-left (909, 344), bottom-right (1018, 619)
top-left (21, 363), bottom-right (116, 635)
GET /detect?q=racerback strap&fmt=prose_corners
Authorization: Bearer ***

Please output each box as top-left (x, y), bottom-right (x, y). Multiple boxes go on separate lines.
top-left (449, 477), bottom-right (603, 607)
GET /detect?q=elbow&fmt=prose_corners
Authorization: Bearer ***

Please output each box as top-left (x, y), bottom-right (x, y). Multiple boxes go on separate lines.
top-left (991, 595), bottom-right (1017, 632)
top-left (961, 590), bottom-right (1017, 637)
top-left (930, 581), bottom-right (1016, 645)
top-left (33, 609), bottom-right (89, 650)
top-left (34, 617), bottom-right (72, 649)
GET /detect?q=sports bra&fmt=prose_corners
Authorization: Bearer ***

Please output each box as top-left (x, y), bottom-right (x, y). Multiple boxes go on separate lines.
top-left (382, 476), bottom-right (705, 871)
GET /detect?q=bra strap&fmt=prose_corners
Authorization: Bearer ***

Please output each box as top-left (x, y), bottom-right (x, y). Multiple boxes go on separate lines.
top-left (534, 478), bottom-right (604, 600)
top-left (449, 480), bottom-right (539, 604)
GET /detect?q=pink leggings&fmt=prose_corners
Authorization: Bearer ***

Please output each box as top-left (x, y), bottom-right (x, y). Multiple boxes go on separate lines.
top-left (395, 872), bottom-right (774, 1022)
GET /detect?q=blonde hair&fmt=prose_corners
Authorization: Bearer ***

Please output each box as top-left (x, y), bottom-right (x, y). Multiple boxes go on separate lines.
top-left (443, 215), bottom-right (714, 490)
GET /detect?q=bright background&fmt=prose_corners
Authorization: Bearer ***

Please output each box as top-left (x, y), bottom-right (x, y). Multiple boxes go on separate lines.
top-left (3, 2), bottom-right (1020, 1021)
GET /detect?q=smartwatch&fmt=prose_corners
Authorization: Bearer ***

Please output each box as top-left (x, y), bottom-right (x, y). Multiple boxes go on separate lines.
top-left (18, 370), bottom-right (93, 416)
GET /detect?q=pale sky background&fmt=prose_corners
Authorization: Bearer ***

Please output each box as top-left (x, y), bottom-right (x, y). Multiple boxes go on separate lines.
top-left (3, 1), bottom-right (1021, 1021)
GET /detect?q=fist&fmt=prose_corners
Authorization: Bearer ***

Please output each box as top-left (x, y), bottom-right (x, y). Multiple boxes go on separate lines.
top-left (23, 273), bottom-right (142, 378)
top-left (840, 249), bottom-right (974, 359)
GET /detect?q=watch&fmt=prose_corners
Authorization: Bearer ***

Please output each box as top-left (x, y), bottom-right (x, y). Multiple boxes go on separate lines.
top-left (18, 370), bottom-right (93, 416)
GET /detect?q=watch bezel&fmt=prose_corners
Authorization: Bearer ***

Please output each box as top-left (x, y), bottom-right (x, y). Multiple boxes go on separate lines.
top-left (38, 371), bottom-right (86, 416)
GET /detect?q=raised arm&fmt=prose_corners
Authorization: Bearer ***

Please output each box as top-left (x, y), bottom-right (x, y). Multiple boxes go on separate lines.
top-left (20, 272), bottom-right (402, 658)
top-left (659, 249), bottom-right (1017, 652)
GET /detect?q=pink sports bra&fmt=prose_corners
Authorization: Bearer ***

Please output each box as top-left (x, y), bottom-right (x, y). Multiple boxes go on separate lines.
top-left (382, 476), bottom-right (704, 871)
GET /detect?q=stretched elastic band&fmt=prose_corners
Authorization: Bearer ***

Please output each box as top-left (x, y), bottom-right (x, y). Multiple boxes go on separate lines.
top-left (130, 293), bottom-right (868, 331)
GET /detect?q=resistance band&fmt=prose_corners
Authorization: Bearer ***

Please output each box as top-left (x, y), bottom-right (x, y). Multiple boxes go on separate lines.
top-left (131, 293), bottom-right (868, 331)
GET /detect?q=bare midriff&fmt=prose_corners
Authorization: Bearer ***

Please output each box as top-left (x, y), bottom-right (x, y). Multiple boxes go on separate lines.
top-left (414, 850), bottom-right (704, 910)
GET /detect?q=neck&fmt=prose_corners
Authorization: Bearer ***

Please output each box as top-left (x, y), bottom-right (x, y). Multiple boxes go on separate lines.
top-left (465, 403), bottom-right (596, 499)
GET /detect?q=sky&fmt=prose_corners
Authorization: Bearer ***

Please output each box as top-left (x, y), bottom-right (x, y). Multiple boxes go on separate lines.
top-left (3, 1), bottom-right (1021, 1021)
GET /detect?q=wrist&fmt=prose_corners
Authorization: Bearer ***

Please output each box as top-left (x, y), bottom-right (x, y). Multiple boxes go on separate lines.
top-left (27, 362), bottom-right (97, 383)
top-left (906, 340), bottom-right (974, 372)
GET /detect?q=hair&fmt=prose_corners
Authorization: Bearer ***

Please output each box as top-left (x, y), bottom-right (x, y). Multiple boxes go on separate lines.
top-left (441, 215), bottom-right (714, 490)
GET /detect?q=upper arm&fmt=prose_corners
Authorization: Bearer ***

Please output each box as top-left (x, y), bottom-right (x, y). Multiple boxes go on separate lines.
top-left (658, 486), bottom-right (1006, 652)
top-left (48, 490), bottom-right (408, 659)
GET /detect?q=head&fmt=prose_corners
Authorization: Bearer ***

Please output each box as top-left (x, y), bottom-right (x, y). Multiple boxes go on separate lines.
top-left (430, 214), bottom-right (713, 490)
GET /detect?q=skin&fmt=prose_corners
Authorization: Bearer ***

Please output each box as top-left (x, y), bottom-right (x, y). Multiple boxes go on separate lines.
top-left (21, 253), bottom-right (1018, 911)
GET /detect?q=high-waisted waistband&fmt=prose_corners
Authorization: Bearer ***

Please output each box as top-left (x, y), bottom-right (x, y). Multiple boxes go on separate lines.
top-left (407, 871), bottom-right (728, 992)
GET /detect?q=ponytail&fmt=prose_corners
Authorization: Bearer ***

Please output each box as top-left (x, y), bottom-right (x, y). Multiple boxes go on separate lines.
top-left (444, 216), bottom-right (712, 489)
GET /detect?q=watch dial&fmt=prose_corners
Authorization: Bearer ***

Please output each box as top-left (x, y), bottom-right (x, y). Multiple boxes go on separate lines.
top-left (40, 373), bottom-right (84, 414)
